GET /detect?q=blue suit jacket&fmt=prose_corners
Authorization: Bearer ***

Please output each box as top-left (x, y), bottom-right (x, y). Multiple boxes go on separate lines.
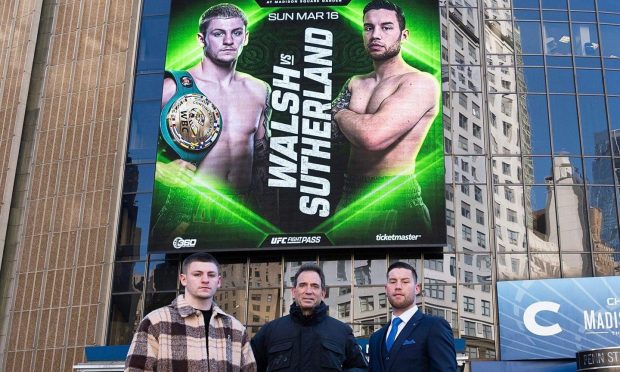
top-left (368, 310), bottom-right (457, 372)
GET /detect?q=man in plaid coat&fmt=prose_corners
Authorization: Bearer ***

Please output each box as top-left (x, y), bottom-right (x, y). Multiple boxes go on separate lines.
top-left (125, 252), bottom-right (256, 371)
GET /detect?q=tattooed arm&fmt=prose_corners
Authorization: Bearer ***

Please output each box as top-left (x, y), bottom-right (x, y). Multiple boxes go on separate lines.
top-left (251, 85), bottom-right (274, 213)
top-left (331, 78), bottom-right (352, 145)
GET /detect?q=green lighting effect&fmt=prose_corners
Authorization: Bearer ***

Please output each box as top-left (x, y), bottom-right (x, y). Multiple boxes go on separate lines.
top-left (155, 153), bottom-right (282, 237)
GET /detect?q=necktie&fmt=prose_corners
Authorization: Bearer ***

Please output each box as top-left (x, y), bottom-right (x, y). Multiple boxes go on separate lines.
top-left (386, 317), bottom-right (403, 352)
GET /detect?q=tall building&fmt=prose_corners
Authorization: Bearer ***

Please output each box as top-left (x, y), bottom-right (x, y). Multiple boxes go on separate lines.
top-left (1, 0), bottom-right (620, 370)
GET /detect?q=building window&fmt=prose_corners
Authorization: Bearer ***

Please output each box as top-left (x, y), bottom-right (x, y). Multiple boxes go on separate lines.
top-left (504, 187), bottom-right (515, 202)
top-left (464, 249), bottom-right (473, 265)
top-left (459, 93), bottom-right (468, 107)
top-left (464, 321), bottom-right (477, 336)
top-left (472, 123), bottom-right (481, 139)
top-left (458, 135), bottom-right (469, 151)
top-left (461, 202), bottom-right (471, 219)
top-left (462, 225), bottom-right (472, 241)
top-left (472, 103), bottom-right (481, 118)
top-left (479, 275), bottom-right (491, 293)
top-left (459, 113), bottom-right (468, 129)
top-left (461, 159), bottom-right (469, 172)
top-left (455, 31), bottom-right (464, 49)
top-left (450, 257), bottom-right (456, 277)
top-left (359, 296), bottom-right (375, 312)
top-left (508, 229), bottom-right (519, 244)
top-left (476, 209), bottom-right (485, 225)
top-left (474, 186), bottom-right (483, 203)
top-left (507, 208), bottom-right (517, 223)
top-left (502, 162), bottom-right (511, 175)
top-left (477, 231), bottom-right (486, 248)
top-left (379, 293), bottom-right (387, 308)
top-left (482, 300), bottom-right (491, 317)
top-left (425, 258), bottom-right (444, 272)
top-left (426, 306), bottom-right (446, 319)
top-left (461, 183), bottom-right (470, 196)
top-left (425, 278), bottom-right (446, 300)
top-left (464, 296), bottom-right (475, 313)
top-left (464, 271), bottom-right (474, 287)
top-left (338, 302), bottom-right (350, 318)
top-left (447, 209), bottom-right (455, 227)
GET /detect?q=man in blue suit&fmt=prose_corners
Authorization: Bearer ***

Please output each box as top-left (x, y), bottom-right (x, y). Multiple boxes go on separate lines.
top-left (368, 262), bottom-right (457, 372)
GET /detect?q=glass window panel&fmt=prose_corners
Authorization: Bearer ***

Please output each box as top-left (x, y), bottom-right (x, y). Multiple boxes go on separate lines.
top-left (144, 292), bottom-right (176, 315)
top-left (354, 258), bottom-right (387, 286)
top-left (520, 55), bottom-right (544, 66)
top-left (496, 254), bottom-right (529, 280)
top-left (249, 261), bottom-right (282, 288)
top-left (588, 186), bottom-right (620, 252)
top-left (485, 21), bottom-right (515, 54)
top-left (127, 100), bottom-right (160, 163)
top-left (542, 0), bottom-right (567, 9)
top-left (325, 287), bottom-right (352, 322)
top-left (579, 95), bottom-right (610, 156)
top-left (320, 256), bottom-right (351, 286)
top-left (550, 95), bottom-right (581, 155)
top-left (147, 260), bottom-right (178, 292)
top-left (553, 156), bottom-right (584, 184)
top-left (217, 289), bottom-right (249, 323)
top-left (545, 55), bottom-right (573, 67)
top-left (522, 94), bottom-right (551, 155)
top-left (136, 15), bottom-right (168, 72)
top-left (599, 13), bottom-right (620, 24)
top-left (219, 262), bottom-right (247, 289)
top-left (494, 185), bottom-right (526, 252)
top-left (570, 11), bottom-right (597, 22)
top-left (453, 66), bottom-right (482, 92)
top-left (353, 287), bottom-right (389, 323)
top-left (488, 67), bottom-right (515, 93)
top-left (123, 164), bottom-right (156, 194)
top-left (605, 70), bottom-right (620, 95)
top-left (520, 67), bottom-right (547, 93)
top-left (514, 0), bottom-right (539, 8)
top-left (515, 21), bottom-right (543, 54)
top-left (485, 9), bottom-right (512, 20)
top-left (593, 254), bottom-right (620, 276)
top-left (546, 67), bottom-right (575, 93)
top-left (609, 97), bottom-right (620, 131)
top-left (561, 254), bottom-right (593, 277)
top-left (246, 288), bottom-right (280, 324)
top-left (488, 93), bottom-right (520, 154)
top-left (143, 0), bottom-right (171, 16)
top-left (493, 156), bottom-right (523, 184)
top-left (600, 25), bottom-right (620, 58)
top-left (576, 69), bottom-right (603, 94)
top-left (584, 158), bottom-right (613, 184)
top-left (572, 23), bottom-right (600, 56)
top-left (598, 0), bottom-right (620, 13)
top-left (115, 193), bottom-right (153, 260)
top-left (524, 156), bottom-right (551, 184)
top-left (555, 185), bottom-right (591, 252)
top-left (112, 261), bottom-right (146, 293)
top-left (133, 73), bottom-right (165, 102)
top-left (529, 254), bottom-right (561, 278)
top-left (107, 293), bottom-right (144, 345)
top-left (514, 9), bottom-right (540, 20)
top-left (542, 10), bottom-right (568, 21)
top-left (569, 0), bottom-right (594, 11)
top-left (574, 57), bottom-right (601, 68)
top-left (486, 54), bottom-right (515, 66)
top-left (543, 22), bottom-right (572, 55)
top-left (526, 185), bottom-right (560, 252)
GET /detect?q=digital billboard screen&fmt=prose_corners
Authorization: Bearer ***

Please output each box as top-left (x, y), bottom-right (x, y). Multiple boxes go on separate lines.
top-left (149, 0), bottom-right (444, 252)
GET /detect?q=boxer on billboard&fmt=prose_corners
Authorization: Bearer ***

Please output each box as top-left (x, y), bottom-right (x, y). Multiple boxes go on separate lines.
top-left (332, 0), bottom-right (439, 236)
top-left (153, 3), bottom-right (272, 240)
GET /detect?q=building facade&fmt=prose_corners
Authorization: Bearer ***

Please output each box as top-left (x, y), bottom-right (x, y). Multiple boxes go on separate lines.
top-left (1, 0), bottom-right (620, 370)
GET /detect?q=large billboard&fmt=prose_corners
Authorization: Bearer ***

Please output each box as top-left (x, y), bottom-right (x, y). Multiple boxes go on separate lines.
top-left (149, 0), bottom-right (444, 252)
top-left (497, 276), bottom-right (620, 360)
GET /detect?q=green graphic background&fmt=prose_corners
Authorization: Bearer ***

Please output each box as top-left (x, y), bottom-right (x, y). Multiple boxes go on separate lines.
top-left (150, 0), bottom-right (444, 251)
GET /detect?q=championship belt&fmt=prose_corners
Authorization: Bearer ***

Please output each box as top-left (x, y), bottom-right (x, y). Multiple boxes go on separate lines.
top-left (160, 70), bottom-right (222, 164)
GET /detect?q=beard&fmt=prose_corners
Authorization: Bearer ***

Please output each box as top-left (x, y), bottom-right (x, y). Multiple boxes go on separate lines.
top-left (368, 42), bottom-right (401, 61)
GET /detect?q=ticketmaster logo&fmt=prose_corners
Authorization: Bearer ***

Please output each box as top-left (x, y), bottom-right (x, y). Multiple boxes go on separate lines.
top-left (173, 237), bottom-right (197, 249)
top-left (376, 234), bottom-right (421, 241)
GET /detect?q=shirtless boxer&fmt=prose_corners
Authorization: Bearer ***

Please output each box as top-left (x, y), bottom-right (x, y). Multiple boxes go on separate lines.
top-left (152, 4), bottom-right (271, 242)
top-left (332, 0), bottom-right (439, 235)
top-left (159, 3), bottom-right (270, 194)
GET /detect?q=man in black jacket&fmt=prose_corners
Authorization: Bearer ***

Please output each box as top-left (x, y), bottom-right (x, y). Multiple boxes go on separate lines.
top-left (251, 263), bottom-right (368, 371)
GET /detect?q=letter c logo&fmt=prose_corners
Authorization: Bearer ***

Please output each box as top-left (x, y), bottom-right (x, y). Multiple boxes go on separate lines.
top-left (523, 301), bottom-right (562, 336)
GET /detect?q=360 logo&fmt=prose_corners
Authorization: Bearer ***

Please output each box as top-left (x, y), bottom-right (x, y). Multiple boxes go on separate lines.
top-left (523, 301), bottom-right (562, 336)
top-left (173, 237), bottom-right (197, 249)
